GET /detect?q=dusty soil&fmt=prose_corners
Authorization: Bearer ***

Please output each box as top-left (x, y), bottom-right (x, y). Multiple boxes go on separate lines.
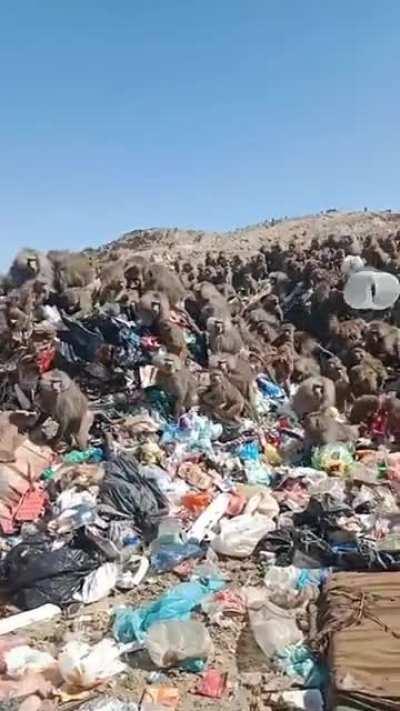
top-left (100, 210), bottom-right (400, 260)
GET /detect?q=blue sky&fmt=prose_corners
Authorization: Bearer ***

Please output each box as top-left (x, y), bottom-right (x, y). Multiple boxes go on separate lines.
top-left (0, 1), bottom-right (399, 268)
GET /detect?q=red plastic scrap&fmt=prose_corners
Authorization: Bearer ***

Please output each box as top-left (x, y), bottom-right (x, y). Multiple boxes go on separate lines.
top-left (13, 486), bottom-right (49, 522)
top-left (36, 346), bottom-right (56, 374)
top-left (195, 669), bottom-right (228, 698)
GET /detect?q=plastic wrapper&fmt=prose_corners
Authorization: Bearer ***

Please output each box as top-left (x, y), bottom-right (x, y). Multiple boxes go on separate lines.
top-left (113, 579), bottom-right (224, 644)
top-left (211, 513), bottom-right (275, 558)
top-left (146, 619), bottom-right (212, 668)
top-left (59, 639), bottom-right (126, 689)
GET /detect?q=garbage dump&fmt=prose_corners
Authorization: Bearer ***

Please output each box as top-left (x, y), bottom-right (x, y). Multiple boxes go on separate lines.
top-left (1, 231), bottom-right (400, 709)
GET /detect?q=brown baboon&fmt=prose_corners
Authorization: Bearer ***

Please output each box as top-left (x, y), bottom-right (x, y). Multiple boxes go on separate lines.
top-left (36, 369), bottom-right (93, 450)
top-left (153, 352), bottom-right (197, 417)
top-left (291, 376), bottom-right (336, 418)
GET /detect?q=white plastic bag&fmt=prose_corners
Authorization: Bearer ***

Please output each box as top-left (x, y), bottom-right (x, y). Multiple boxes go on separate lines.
top-left (5, 645), bottom-right (56, 677)
top-left (146, 619), bottom-right (212, 668)
top-left (74, 562), bottom-right (119, 604)
top-left (244, 587), bottom-right (303, 659)
top-left (211, 513), bottom-right (275, 558)
top-left (59, 638), bottom-right (126, 689)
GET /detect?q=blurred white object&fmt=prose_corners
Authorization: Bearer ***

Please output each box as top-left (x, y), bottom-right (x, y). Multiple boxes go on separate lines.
top-left (342, 255), bottom-right (365, 275)
top-left (74, 562), bottom-right (119, 604)
top-left (0, 604), bottom-right (61, 636)
top-left (344, 268), bottom-right (400, 310)
top-left (59, 638), bottom-right (126, 689)
top-left (5, 645), bottom-right (56, 677)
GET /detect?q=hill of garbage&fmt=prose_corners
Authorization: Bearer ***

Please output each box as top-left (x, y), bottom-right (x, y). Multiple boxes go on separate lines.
top-left (1, 211), bottom-right (400, 710)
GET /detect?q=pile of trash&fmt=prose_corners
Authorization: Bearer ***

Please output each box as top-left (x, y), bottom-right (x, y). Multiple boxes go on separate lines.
top-left (0, 238), bottom-right (400, 710)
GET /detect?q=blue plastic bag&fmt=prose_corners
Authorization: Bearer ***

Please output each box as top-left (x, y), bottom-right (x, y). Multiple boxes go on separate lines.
top-left (151, 541), bottom-right (203, 572)
top-left (257, 376), bottom-right (285, 400)
top-left (235, 441), bottom-right (261, 462)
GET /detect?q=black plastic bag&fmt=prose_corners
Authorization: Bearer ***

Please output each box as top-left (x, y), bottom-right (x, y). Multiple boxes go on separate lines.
top-left (100, 452), bottom-right (168, 540)
top-left (0, 536), bottom-right (100, 610)
top-left (59, 316), bottom-right (104, 362)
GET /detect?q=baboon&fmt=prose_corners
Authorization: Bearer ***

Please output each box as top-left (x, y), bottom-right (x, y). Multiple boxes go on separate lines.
top-left (157, 319), bottom-right (188, 359)
top-left (135, 291), bottom-right (171, 328)
top-left (303, 409), bottom-right (359, 446)
top-left (365, 321), bottom-right (400, 364)
top-left (153, 353), bottom-right (197, 417)
top-left (8, 249), bottom-right (54, 290)
top-left (349, 364), bottom-right (380, 397)
top-left (98, 261), bottom-right (127, 302)
top-left (186, 283), bottom-right (230, 327)
top-left (322, 356), bottom-right (351, 410)
top-left (200, 370), bottom-right (247, 423)
top-left (59, 287), bottom-right (93, 318)
top-left (143, 264), bottom-right (185, 306)
top-left (349, 394), bottom-right (380, 425)
top-left (291, 376), bottom-right (336, 419)
top-left (210, 353), bottom-right (257, 407)
top-left (206, 317), bottom-right (243, 355)
top-left (36, 369), bottom-right (93, 450)
top-left (292, 356), bottom-right (321, 383)
top-left (55, 254), bottom-right (96, 290)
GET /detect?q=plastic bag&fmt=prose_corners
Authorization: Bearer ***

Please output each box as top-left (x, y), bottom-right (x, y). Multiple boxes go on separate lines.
top-left (257, 376), bottom-right (286, 399)
top-left (59, 639), bottom-right (126, 689)
top-left (113, 579), bottom-right (224, 644)
top-left (277, 642), bottom-right (324, 687)
top-left (75, 698), bottom-right (138, 711)
top-left (269, 690), bottom-right (323, 711)
top-left (100, 453), bottom-right (168, 538)
top-left (235, 441), bottom-right (261, 462)
top-left (74, 562), bottom-right (119, 604)
top-left (311, 443), bottom-right (354, 476)
top-left (151, 541), bottom-right (203, 573)
top-left (244, 460), bottom-right (272, 485)
top-left (4, 645), bottom-right (56, 677)
top-left (63, 447), bottom-right (103, 464)
top-left (211, 513), bottom-right (275, 558)
top-left (146, 620), bottom-right (212, 668)
top-left (161, 413), bottom-right (222, 455)
top-left (0, 536), bottom-right (100, 609)
top-left (245, 587), bottom-right (304, 659)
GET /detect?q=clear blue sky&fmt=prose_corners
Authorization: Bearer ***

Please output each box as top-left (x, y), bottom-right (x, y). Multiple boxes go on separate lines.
top-left (1, 1), bottom-right (399, 268)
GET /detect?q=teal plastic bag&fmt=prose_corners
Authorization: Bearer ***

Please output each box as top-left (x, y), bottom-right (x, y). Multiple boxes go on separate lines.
top-left (113, 579), bottom-right (224, 644)
top-left (63, 447), bottom-right (103, 464)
